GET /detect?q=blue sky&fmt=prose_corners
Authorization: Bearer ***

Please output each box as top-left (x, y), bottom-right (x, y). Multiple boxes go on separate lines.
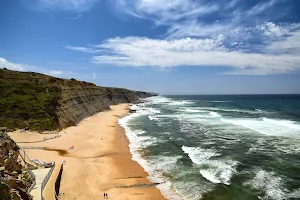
top-left (1, 0), bottom-right (300, 94)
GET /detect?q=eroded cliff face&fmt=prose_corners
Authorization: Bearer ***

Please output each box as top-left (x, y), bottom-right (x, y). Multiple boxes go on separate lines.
top-left (57, 86), bottom-right (153, 128)
top-left (0, 69), bottom-right (156, 131)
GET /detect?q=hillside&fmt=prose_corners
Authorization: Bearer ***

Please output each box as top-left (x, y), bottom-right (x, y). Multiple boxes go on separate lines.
top-left (0, 68), bottom-right (155, 131)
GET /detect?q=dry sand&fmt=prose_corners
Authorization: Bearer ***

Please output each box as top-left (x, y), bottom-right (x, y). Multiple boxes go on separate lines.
top-left (8, 104), bottom-right (166, 200)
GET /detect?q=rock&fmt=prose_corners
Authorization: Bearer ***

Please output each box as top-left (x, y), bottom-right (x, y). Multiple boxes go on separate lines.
top-left (129, 109), bottom-right (137, 113)
top-left (4, 157), bottom-right (22, 172)
top-left (0, 132), bottom-right (33, 200)
top-left (0, 127), bottom-right (7, 132)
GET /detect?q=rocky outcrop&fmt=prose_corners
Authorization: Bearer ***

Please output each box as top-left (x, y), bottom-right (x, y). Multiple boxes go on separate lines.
top-left (0, 69), bottom-right (156, 131)
top-left (0, 132), bottom-right (33, 200)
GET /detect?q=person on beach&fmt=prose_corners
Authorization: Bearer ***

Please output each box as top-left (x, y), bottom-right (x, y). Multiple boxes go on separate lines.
top-left (103, 193), bottom-right (105, 198)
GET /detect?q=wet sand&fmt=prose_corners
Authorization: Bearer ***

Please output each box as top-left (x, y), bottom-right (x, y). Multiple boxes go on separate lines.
top-left (8, 104), bottom-right (166, 200)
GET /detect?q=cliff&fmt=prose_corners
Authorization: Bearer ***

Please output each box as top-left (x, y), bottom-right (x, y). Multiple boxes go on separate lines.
top-left (0, 68), bottom-right (155, 131)
top-left (0, 132), bottom-right (33, 200)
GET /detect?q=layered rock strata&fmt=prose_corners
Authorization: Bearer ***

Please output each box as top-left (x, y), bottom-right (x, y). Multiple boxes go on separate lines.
top-left (0, 69), bottom-right (155, 131)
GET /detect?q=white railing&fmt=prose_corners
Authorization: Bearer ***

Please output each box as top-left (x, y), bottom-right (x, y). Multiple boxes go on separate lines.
top-left (41, 162), bottom-right (56, 200)
top-left (26, 168), bottom-right (36, 193)
top-left (19, 151), bottom-right (36, 193)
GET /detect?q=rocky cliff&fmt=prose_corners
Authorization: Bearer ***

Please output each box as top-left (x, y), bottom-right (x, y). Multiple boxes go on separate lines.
top-left (0, 69), bottom-right (156, 131)
top-left (57, 86), bottom-right (153, 128)
top-left (0, 132), bottom-right (33, 200)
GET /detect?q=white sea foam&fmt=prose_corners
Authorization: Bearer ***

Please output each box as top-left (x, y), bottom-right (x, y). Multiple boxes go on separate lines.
top-left (119, 106), bottom-right (183, 200)
top-left (182, 146), bottom-right (219, 164)
top-left (144, 96), bottom-right (172, 104)
top-left (130, 104), bottom-right (140, 110)
top-left (182, 146), bottom-right (237, 185)
top-left (221, 118), bottom-right (300, 137)
top-left (168, 101), bottom-right (194, 106)
top-left (201, 107), bottom-right (261, 114)
top-left (148, 115), bottom-right (158, 121)
top-left (129, 104), bottom-right (161, 119)
top-left (263, 118), bottom-right (300, 130)
top-left (205, 101), bottom-right (232, 103)
top-left (244, 169), bottom-right (300, 200)
top-left (200, 169), bottom-right (222, 184)
top-left (209, 112), bottom-right (221, 117)
top-left (184, 108), bottom-right (208, 113)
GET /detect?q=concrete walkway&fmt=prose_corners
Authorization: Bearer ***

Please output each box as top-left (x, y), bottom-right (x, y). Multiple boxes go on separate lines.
top-left (30, 168), bottom-right (51, 200)
top-left (43, 163), bottom-right (63, 200)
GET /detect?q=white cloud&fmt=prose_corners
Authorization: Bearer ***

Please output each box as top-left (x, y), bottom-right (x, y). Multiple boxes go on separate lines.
top-left (49, 70), bottom-right (63, 75)
top-left (266, 31), bottom-right (300, 55)
top-left (167, 20), bottom-right (234, 38)
top-left (113, 0), bottom-right (287, 38)
top-left (0, 57), bottom-right (71, 76)
top-left (65, 45), bottom-right (102, 53)
top-left (33, 0), bottom-right (99, 12)
top-left (66, 27), bottom-right (300, 75)
top-left (115, 0), bottom-right (223, 37)
top-left (0, 58), bottom-right (25, 71)
top-left (257, 22), bottom-right (297, 37)
top-left (247, 0), bottom-right (279, 16)
top-left (116, 0), bottom-right (213, 23)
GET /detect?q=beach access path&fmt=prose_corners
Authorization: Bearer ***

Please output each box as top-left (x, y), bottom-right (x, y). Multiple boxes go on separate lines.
top-left (9, 104), bottom-right (166, 200)
top-left (30, 168), bottom-right (51, 200)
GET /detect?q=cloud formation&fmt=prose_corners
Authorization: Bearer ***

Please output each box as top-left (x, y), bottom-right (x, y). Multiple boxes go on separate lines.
top-left (66, 21), bottom-right (300, 75)
top-left (0, 57), bottom-right (64, 76)
top-left (65, 45), bottom-right (101, 53)
top-left (26, 0), bottom-right (99, 12)
top-left (113, 0), bottom-right (296, 38)
top-left (0, 58), bottom-right (26, 71)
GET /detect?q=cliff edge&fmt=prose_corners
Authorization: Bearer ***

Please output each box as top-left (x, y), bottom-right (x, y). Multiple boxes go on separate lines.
top-left (0, 68), bottom-right (156, 131)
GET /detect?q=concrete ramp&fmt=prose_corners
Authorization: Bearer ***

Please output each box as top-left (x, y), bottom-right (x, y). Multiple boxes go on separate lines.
top-left (43, 163), bottom-right (63, 200)
top-left (30, 168), bottom-right (51, 200)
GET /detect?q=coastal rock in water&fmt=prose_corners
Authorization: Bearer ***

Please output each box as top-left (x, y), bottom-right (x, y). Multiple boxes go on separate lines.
top-left (129, 109), bottom-right (137, 113)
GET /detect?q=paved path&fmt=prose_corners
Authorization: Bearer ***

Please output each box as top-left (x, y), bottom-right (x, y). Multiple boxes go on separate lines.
top-left (30, 168), bottom-right (51, 200)
top-left (43, 163), bottom-right (63, 200)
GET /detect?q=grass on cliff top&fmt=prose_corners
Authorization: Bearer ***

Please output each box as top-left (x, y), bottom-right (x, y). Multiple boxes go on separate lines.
top-left (0, 69), bottom-right (63, 131)
top-left (0, 69), bottom-right (99, 131)
top-left (0, 68), bottom-right (140, 131)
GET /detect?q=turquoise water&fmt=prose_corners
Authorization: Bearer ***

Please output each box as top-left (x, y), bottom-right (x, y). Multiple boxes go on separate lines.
top-left (119, 95), bottom-right (300, 200)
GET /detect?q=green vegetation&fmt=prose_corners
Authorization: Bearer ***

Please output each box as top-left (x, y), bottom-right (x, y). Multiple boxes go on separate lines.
top-left (0, 183), bottom-right (11, 200)
top-left (0, 68), bottom-right (150, 131)
top-left (0, 69), bottom-right (62, 131)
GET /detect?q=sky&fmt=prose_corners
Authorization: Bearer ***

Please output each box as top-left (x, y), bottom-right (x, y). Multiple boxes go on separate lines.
top-left (1, 0), bottom-right (300, 95)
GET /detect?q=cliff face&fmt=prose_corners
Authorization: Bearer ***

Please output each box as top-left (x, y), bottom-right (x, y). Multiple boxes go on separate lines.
top-left (57, 86), bottom-right (153, 128)
top-left (0, 69), bottom-right (156, 131)
top-left (0, 132), bottom-right (33, 200)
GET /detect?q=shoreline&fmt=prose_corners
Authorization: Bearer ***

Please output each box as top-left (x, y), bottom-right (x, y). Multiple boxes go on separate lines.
top-left (8, 104), bottom-right (166, 200)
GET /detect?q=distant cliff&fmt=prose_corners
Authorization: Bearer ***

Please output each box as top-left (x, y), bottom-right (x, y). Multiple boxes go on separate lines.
top-left (0, 69), bottom-right (156, 131)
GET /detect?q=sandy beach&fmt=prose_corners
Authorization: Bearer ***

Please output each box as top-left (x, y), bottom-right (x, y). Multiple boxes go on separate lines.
top-left (8, 104), bottom-right (166, 200)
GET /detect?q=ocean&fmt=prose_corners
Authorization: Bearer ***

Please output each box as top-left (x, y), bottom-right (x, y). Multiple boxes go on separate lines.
top-left (119, 95), bottom-right (300, 200)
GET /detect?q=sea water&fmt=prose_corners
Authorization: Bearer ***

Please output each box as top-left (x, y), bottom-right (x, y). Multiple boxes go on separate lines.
top-left (119, 95), bottom-right (300, 200)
